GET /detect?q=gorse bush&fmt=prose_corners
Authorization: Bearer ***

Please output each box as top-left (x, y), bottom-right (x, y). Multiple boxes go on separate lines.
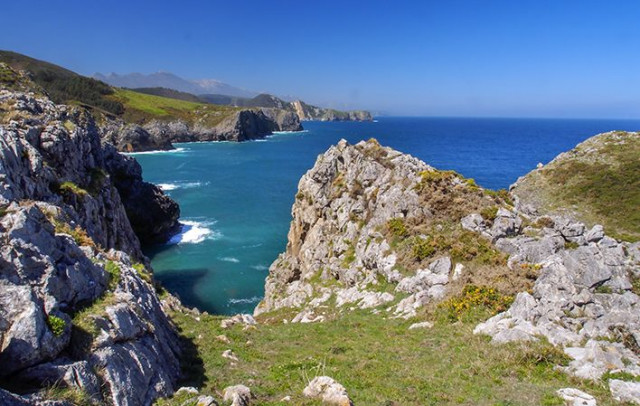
top-left (439, 285), bottom-right (513, 322)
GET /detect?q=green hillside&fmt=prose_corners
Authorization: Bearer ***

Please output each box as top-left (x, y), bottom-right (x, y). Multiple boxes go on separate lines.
top-left (513, 131), bottom-right (640, 242)
top-left (0, 50), bottom-right (124, 115)
top-left (110, 88), bottom-right (239, 126)
top-left (0, 51), bottom-right (241, 127)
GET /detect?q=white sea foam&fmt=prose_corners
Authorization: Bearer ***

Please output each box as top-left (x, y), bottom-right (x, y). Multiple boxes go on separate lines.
top-left (167, 220), bottom-right (221, 245)
top-left (158, 183), bottom-right (178, 191)
top-left (272, 130), bottom-right (309, 134)
top-left (219, 257), bottom-right (240, 263)
top-left (158, 181), bottom-right (209, 191)
top-left (228, 296), bottom-right (262, 305)
top-left (124, 147), bottom-right (188, 156)
top-left (250, 264), bottom-right (269, 271)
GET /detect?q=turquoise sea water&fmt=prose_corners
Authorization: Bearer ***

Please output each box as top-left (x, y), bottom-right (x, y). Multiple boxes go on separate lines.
top-left (134, 117), bottom-right (640, 315)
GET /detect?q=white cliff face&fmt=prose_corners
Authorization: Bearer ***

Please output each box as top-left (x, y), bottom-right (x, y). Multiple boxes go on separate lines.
top-left (255, 138), bottom-right (502, 321)
top-left (0, 77), bottom-right (182, 404)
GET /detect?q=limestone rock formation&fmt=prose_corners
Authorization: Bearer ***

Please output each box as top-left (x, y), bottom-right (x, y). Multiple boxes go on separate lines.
top-left (470, 134), bottom-right (640, 398)
top-left (255, 139), bottom-right (508, 321)
top-left (0, 82), bottom-right (182, 404)
top-left (291, 100), bottom-right (373, 122)
top-left (103, 107), bottom-right (302, 152)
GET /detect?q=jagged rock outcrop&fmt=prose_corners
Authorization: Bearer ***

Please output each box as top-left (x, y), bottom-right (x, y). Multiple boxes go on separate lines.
top-left (291, 100), bottom-right (372, 122)
top-left (0, 80), bottom-right (182, 404)
top-left (257, 135), bottom-right (639, 402)
top-left (472, 210), bottom-right (640, 395)
top-left (102, 123), bottom-right (174, 152)
top-left (103, 108), bottom-right (302, 152)
top-left (255, 139), bottom-right (509, 321)
top-left (510, 131), bottom-right (640, 242)
top-left (470, 133), bottom-right (640, 398)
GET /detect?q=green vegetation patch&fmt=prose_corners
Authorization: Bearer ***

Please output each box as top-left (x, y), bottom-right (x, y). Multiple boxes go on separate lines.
top-left (46, 314), bottom-right (66, 336)
top-left (105, 260), bottom-right (121, 290)
top-left (159, 307), bottom-right (620, 406)
top-left (438, 285), bottom-right (514, 322)
top-left (514, 132), bottom-right (640, 242)
top-left (111, 89), bottom-right (239, 127)
top-left (59, 181), bottom-right (89, 197)
top-left (52, 218), bottom-right (97, 249)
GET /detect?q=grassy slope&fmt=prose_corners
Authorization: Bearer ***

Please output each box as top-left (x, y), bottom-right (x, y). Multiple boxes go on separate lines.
top-left (0, 50), bottom-right (124, 115)
top-left (513, 131), bottom-right (640, 242)
top-left (131, 87), bottom-right (205, 103)
top-left (158, 306), bottom-right (621, 406)
top-left (0, 51), bottom-right (241, 128)
top-left (108, 88), bottom-right (240, 126)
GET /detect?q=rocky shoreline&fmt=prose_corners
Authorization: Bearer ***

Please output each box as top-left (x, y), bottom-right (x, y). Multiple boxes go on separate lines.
top-left (102, 107), bottom-right (303, 153)
top-left (0, 83), bottom-right (183, 404)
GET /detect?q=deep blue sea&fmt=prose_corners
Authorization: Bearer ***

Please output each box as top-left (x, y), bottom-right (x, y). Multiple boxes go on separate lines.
top-left (133, 117), bottom-right (640, 315)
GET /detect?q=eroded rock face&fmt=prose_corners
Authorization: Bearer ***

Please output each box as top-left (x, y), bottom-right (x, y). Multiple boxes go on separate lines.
top-left (0, 87), bottom-right (181, 405)
top-left (468, 150), bottom-right (640, 396)
top-left (103, 107), bottom-right (302, 152)
top-left (255, 139), bottom-right (500, 322)
top-left (0, 90), bottom-right (180, 249)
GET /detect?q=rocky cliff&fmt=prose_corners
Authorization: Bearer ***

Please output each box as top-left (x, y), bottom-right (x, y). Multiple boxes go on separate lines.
top-left (102, 107), bottom-right (302, 152)
top-left (257, 136), bottom-right (640, 402)
top-left (0, 69), bottom-right (183, 404)
top-left (291, 100), bottom-right (373, 122)
top-left (256, 138), bottom-right (518, 320)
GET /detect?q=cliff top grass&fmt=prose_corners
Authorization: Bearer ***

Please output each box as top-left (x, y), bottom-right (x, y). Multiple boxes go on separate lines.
top-left (512, 131), bottom-right (640, 242)
top-left (109, 88), bottom-right (241, 127)
top-left (158, 306), bottom-right (623, 406)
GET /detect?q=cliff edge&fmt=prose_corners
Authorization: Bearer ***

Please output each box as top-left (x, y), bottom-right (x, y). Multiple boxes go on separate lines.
top-left (0, 66), bottom-right (182, 405)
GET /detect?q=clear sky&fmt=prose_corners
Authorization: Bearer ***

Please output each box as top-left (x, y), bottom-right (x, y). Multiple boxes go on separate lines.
top-left (2, 0), bottom-right (640, 118)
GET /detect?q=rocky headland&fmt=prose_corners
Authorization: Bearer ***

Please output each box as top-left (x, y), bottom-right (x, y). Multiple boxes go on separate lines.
top-left (101, 106), bottom-right (303, 153)
top-left (256, 135), bottom-right (640, 403)
top-left (0, 69), bottom-right (183, 404)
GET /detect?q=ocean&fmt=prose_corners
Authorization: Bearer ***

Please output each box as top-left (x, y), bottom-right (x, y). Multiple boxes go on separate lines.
top-left (133, 117), bottom-right (640, 315)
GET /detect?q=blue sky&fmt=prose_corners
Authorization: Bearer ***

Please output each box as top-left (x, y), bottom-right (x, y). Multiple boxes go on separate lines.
top-left (2, 0), bottom-right (640, 118)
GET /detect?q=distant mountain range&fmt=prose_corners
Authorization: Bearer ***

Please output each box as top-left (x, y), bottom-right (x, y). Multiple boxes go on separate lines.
top-left (93, 71), bottom-right (257, 98)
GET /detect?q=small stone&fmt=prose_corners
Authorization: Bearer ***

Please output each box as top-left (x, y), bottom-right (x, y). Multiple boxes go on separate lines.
top-left (176, 386), bottom-right (199, 396)
top-left (585, 225), bottom-right (605, 243)
top-left (280, 396), bottom-right (291, 402)
top-left (216, 335), bottom-right (231, 344)
top-left (409, 321), bottom-right (433, 330)
top-left (223, 384), bottom-right (252, 406)
top-left (303, 376), bottom-right (353, 405)
top-left (222, 350), bottom-right (239, 362)
top-left (609, 379), bottom-right (640, 404)
top-left (556, 388), bottom-right (597, 406)
top-left (196, 395), bottom-right (218, 406)
top-left (452, 263), bottom-right (464, 281)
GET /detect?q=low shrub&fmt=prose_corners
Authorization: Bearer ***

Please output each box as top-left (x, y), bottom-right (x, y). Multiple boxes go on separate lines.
top-left (439, 285), bottom-right (513, 322)
top-left (47, 315), bottom-right (66, 336)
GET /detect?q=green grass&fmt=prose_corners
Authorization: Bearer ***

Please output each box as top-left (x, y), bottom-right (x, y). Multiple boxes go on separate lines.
top-left (158, 308), bottom-right (621, 406)
top-left (111, 89), bottom-right (240, 126)
top-left (105, 261), bottom-right (121, 290)
top-left (0, 50), bottom-right (123, 115)
top-left (514, 132), bottom-right (640, 242)
top-left (59, 181), bottom-right (89, 197)
top-left (51, 218), bottom-right (97, 249)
